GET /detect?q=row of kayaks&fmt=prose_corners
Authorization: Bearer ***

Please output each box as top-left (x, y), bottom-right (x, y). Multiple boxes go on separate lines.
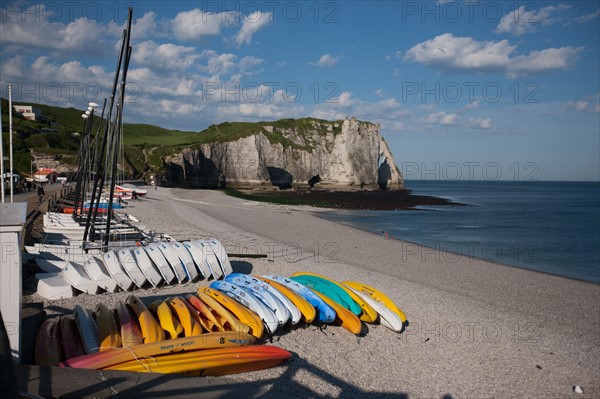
top-left (37, 272), bottom-right (406, 376)
top-left (34, 239), bottom-right (234, 300)
top-left (37, 294), bottom-right (289, 375)
top-left (218, 273), bottom-right (407, 336)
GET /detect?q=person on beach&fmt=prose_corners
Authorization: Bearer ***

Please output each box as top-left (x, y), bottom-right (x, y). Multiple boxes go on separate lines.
top-left (37, 184), bottom-right (45, 204)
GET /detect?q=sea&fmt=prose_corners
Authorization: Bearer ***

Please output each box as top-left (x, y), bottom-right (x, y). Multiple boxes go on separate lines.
top-left (319, 180), bottom-right (600, 284)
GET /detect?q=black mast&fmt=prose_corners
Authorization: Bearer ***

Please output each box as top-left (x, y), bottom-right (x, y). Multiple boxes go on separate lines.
top-left (104, 8), bottom-right (133, 249)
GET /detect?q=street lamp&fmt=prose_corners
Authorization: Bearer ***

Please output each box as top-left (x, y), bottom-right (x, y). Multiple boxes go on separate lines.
top-left (8, 84), bottom-right (14, 202)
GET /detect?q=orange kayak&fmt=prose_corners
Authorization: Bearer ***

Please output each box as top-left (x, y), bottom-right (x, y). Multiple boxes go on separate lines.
top-left (104, 345), bottom-right (292, 376)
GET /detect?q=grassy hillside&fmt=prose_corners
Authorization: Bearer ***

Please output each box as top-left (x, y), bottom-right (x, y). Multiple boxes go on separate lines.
top-left (123, 124), bottom-right (199, 146)
top-left (0, 98), bottom-right (204, 175)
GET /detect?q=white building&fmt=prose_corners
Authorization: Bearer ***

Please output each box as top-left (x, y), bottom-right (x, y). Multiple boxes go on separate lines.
top-left (13, 105), bottom-right (42, 121)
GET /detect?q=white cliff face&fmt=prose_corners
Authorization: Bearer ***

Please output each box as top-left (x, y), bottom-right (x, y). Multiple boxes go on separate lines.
top-left (164, 118), bottom-right (403, 190)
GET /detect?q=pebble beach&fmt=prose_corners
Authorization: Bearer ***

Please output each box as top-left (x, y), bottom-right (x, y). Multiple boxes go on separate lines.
top-left (24, 187), bottom-right (600, 398)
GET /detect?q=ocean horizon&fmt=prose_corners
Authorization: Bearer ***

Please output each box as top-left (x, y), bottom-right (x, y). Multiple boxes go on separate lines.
top-left (319, 180), bottom-right (600, 284)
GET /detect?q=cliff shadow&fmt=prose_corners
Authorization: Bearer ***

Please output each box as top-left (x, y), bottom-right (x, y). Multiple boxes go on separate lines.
top-left (377, 160), bottom-right (392, 190)
top-left (167, 154), bottom-right (224, 188)
top-left (267, 167), bottom-right (293, 189)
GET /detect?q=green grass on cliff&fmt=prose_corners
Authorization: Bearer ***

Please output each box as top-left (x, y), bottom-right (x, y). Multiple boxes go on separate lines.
top-left (191, 118), bottom-right (345, 152)
top-left (123, 124), bottom-right (199, 146)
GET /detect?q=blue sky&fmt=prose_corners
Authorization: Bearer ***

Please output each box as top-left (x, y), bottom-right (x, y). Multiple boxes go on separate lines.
top-left (1, 1), bottom-right (598, 181)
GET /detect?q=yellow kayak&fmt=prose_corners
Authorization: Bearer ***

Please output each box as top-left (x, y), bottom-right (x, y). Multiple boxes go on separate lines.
top-left (310, 289), bottom-right (363, 335)
top-left (95, 303), bottom-right (122, 351)
top-left (180, 295), bottom-right (218, 333)
top-left (125, 295), bottom-right (165, 343)
top-left (166, 296), bottom-right (203, 337)
top-left (200, 286), bottom-right (264, 339)
top-left (59, 331), bottom-right (256, 370)
top-left (342, 281), bottom-right (406, 323)
top-left (186, 294), bottom-right (224, 332)
top-left (105, 345), bottom-right (292, 376)
top-left (148, 300), bottom-right (184, 340)
top-left (195, 290), bottom-right (251, 334)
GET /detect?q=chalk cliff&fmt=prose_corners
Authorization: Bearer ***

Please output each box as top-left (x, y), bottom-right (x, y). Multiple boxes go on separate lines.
top-left (164, 117), bottom-right (403, 190)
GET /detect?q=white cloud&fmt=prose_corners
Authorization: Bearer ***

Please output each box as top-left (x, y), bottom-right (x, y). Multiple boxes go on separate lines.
top-left (310, 53), bottom-right (340, 67)
top-left (405, 33), bottom-right (515, 72)
top-left (132, 41), bottom-right (200, 71)
top-left (204, 51), bottom-right (237, 75)
top-left (0, 3), bottom-right (118, 56)
top-left (238, 56), bottom-right (264, 71)
top-left (508, 47), bottom-right (582, 77)
top-left (465, 100), bottom-right (480, 109)
top-left (564, 97), bottom-right (600, 114)
top-left (215, 87), bottom-right (305, 121)
top-left (128, 11), bottom-right (159, 39)
top-left (311, 93), bottom-right (411, 132)
top-left (336, 91), bottom-right (355, 106)
top-left (418, 104), bottom-right (436, 111)
top-left (424, 112), bottom-right (458, 125)
top-left (404, 33), bottom-right (582, 77)
top-left (467, 118), bottom-right (492, 129)
top-left (156, 99), bottom-right (205, 117)
top-left (496, 4), bottom-right (570, 36)
top-left (0, 55), bottom-right (113, 106)
top-left (128, 67), bottom-right (198, 97)
top-left (0, 55), bottom-right (27, 80)
top-left (171, 9), bottom-right (237, 41)
top-left (28, 56), bottom-right (111, 86)
top-left (233, 11), bottom-right (272, 45)
top-left (576, 9), bottom-right (600, 24)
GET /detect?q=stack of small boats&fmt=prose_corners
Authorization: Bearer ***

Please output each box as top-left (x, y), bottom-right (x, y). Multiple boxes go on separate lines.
top-left (37, 272), bottom-right (406, 376)
top-left (40, 211), bottom-right (136, 239)
top-left (28, 212), bottom-right (234, 300)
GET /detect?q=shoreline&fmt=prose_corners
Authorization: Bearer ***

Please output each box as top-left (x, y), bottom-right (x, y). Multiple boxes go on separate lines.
top-left (24, 187), bottom-right (600, 398)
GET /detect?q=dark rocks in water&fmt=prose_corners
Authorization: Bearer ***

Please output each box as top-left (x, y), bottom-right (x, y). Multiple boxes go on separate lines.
top-left (231, 188), bottom-right (464, 210)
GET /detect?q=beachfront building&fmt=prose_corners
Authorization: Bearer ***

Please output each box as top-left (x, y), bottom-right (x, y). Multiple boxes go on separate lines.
top-left (13, 105), bottom-right (44, 122)
top-left (33, 168), bottom-right (58, 183)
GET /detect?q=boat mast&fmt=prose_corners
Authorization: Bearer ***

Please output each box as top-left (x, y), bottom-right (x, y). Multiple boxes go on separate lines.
top-left (84, 32), bottom-right (128, 243)
top-left (104, 8), bottom-right (133, 249)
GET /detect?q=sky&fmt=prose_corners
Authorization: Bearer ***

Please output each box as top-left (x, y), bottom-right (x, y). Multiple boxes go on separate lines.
top-left (1, 0), bottom-right (599, 181)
